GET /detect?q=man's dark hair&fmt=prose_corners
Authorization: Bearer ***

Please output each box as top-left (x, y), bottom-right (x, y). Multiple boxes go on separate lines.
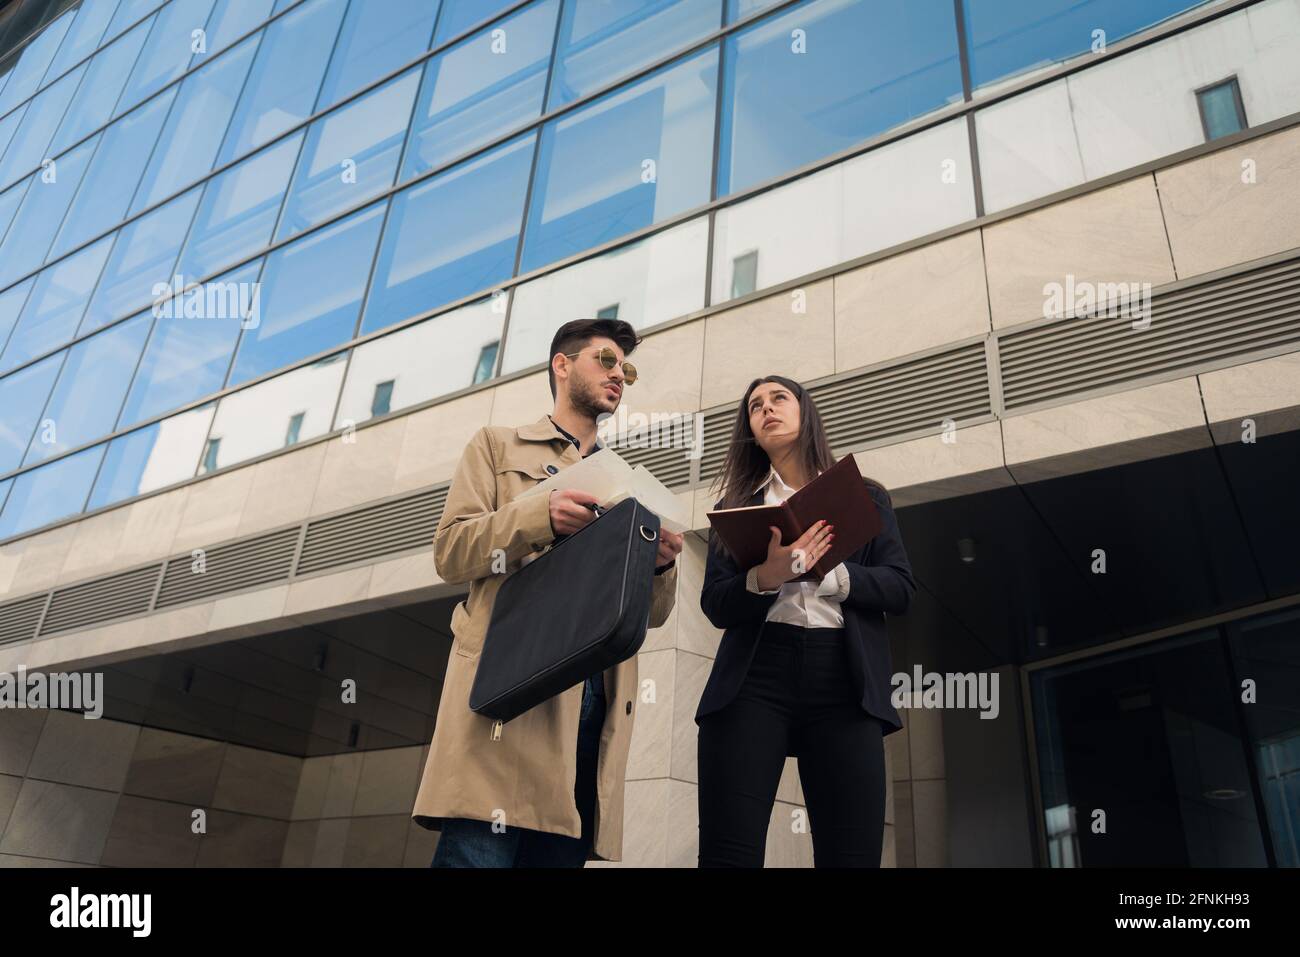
top-left (547, 318), bottom-right (641, 399)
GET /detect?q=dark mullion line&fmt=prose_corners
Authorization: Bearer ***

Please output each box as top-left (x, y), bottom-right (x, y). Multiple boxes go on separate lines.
top-left (0, 0), bottom-right (1283, 512)
top-left (952, 0), bottom-right (987, 218)
top-left (494, 0), bottom-right (567, 374)
top-left (952, 0), bottom-right (973, 101)
top-left (702, 0), bottom-right (727, 310)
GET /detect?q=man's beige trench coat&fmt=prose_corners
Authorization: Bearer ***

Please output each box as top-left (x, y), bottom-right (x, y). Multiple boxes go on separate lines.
top-left (411, 413), bottom-right (678, 861)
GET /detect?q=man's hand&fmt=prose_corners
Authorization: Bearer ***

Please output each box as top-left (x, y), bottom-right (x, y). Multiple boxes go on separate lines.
top-left (548, 488), bottom-right (601, 536)
top-left (753, 521), bottom-right (833, 591)
top-left (655, 529), bottom-right (683, 570)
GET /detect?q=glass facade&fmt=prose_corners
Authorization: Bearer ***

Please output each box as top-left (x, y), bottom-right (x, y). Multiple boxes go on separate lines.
top-left (1032, 604), bottom-right (1300, 867)
top-left (0, 0), bottom-right (1295, 540)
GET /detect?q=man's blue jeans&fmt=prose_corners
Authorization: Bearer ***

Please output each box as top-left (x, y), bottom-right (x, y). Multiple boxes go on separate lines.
top-left (429, 674), bottom-right (606, 867)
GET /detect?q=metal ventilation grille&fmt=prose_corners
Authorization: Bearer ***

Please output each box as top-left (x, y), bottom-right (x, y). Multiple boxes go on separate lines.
top-left (619, 440), bottom-right (695, 489)
top-left (296, 485), bottom-right (448, 576)
top-left (811, 343), bottom-right (991, 447)
top-left (697, 342), bottom-right (991, 484)
top-left (0, 595), bottom-right (45, 645)
top-left (40, 565), bottom-right (162, 635)
top-left (697, 412), bottom-right (736, 485)
top-left (999, 256), bottom-right (1300, 411)
top-left (156, 527), bottom-right (300, 608)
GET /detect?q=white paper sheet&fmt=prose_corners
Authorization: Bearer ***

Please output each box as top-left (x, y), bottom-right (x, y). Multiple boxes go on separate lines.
top-left (517, 447), bottom-right (689, 533)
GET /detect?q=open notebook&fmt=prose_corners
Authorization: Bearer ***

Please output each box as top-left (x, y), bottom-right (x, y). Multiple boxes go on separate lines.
top-left (705, 454), bottom-right (882, 580)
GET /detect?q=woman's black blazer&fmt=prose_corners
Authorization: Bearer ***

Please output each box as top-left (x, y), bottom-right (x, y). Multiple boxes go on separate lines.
top-left (695, 481), bottom-right (915, 736)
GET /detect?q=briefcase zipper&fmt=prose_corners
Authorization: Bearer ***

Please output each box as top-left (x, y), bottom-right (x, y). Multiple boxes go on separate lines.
top-left (490, 719), bottom-right (503, 741)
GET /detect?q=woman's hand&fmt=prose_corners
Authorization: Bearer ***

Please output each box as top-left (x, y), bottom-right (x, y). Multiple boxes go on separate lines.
top-left (752, 521), bottom-right (834, 591)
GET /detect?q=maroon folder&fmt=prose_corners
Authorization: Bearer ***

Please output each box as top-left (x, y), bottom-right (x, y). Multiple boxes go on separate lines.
top-left (706, 454), bottom-right (883, 581)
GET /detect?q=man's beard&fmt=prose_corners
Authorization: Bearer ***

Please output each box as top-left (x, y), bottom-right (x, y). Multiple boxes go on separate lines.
top-left (570, 378), bottom-right (615, 421)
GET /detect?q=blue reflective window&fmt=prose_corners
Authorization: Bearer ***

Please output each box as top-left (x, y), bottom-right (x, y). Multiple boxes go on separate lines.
top-left (49, 18), bottom-right (153, 157)
top-left (0, 139), bottom-right (96, 291)
top-left (81, 187), bottom-right (203, 334)
top-left (107, 0), bottom-right (168, 38)
top-left (23, 312), bottom-right (152, 465)
top-left (0, 443), bottom-right (105, 539)
top-left (434, 0), bottom-right (516, 43)
top-left (474, 341), bottom-right (497, 383)
top-left (0, 237), bottom-right (113, 374)
top-left (962, 0), bottom-right (1209, 91)
top-left (1199, 79), bottom-right (1246, 141)
top-left (119, 260), bottom-right (261, 428)
top-left (0, 8), bottom-right (76, 116)
top-left (228, 201), bottom-right (385, 385)
top-left (0, 351), bottom-right (61, 474)
top-left (47, 1), bottom-right (122, 80)
top-left (118, 0), bottom-right (217, 109)
top-left (217, 0), bottom-right (348, 165)
top-left (51, 87), bottom-right (176, 259)
top-left (277, 69), bottom-right (418, 240)
top-left (273, 0), bottom-right (296, 13)
top-left (0, 64), bottom-right (87, 191)
top-left (0, 478), bottom-right (9, 516)
top-left (363, 133), bottom-right (534, 336)
top-left (315, 0), bottom-right (439, 110)
top-left (549, 0), bottom-right (720, 108)
top-left (521, 48), bottom-right (716, 273)
top-left (88, 403), bottom-right (215, 510)
top-left (176, 132), bottom-right (301, 284)
top-left (130, 33), bottom-right (258, 215)
top-left (402, 0), bottom-right (557, 180)
top-left (725, 0), bottom-right (779, 21)
top-left (194, 0), bottom-right (275, 65)
top-left (718, 0), bottom-right (963, 196)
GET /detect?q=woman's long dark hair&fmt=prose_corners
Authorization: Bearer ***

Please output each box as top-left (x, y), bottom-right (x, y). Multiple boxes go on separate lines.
top-left (707, 375), bottom-right (890, 560)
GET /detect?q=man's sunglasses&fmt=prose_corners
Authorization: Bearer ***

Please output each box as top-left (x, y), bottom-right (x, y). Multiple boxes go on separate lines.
top-left (562, 346), bottom-right (638, 385)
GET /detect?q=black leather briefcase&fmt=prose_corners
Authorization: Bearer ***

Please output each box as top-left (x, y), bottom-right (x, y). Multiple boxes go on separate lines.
top-left (468, 496), bottom-right (662, 723)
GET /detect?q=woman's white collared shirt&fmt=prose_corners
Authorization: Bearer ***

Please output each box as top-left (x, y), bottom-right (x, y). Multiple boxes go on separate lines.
top-left (743, 465), bottom-right (850, 628)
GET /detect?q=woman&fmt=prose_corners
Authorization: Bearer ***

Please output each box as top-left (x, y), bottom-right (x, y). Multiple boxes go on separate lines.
top-left (695, 375), bottom-right (915, 867)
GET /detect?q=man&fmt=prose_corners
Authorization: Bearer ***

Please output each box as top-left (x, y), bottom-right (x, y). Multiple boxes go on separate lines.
top-left (413, 318), bottom-right (683, 866)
